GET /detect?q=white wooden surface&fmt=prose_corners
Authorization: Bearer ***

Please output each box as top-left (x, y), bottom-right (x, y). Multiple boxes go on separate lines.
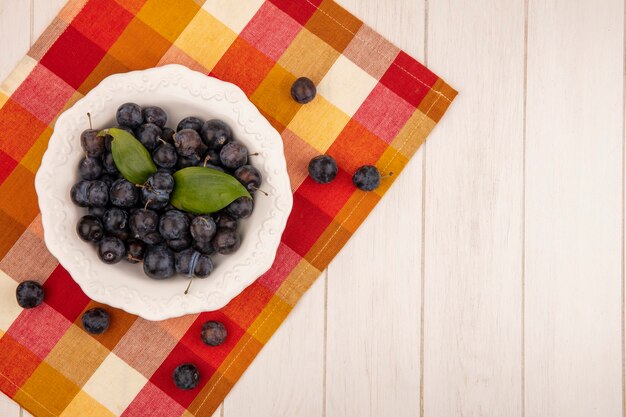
top-left (1, 0), bottom-right (625, 416)
top-left (525, 1), bottom-right (625, 416)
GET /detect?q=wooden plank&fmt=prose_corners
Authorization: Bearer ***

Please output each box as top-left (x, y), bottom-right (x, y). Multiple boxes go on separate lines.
top-left (0, 0), bottom-right (31, 82)
top-left (423, 0), bottom-right (525, 415)
top-left (325, 1), bottom-right (425, 416)
top-left (223, 277), bottom-right (325, 417)
top-left (524, 0), bottom-right (625, 416)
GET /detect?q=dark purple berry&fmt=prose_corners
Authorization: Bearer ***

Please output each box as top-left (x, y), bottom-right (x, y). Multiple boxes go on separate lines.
top-left (215, 214), bottom-right (237, 230)
top-left (116, 103), bottom-right (143, 129)
top-left (193, 255), bottom-right (213, 277)
top-left (77, 215), bottom-right (104, 243)
top-left (82, 308), bottom-right (110, 334)
top-left (102, 152), bottom-right (118, 174)
top-left (203, 149), bottom-right (221, 166)
top-left (224, 196), bottom-right (254, 219)
top-left (126, 240), bottom-right (146, 263)
top-left (175, 249), bottom-right (213, 278)
top-left (219, 142), bottom-right (248, 169)
top-left (97, 236), bottom-right (126, 264)
top-left (234, 165), bottom-right (262, 193)
top-left (352, 165), bottom-right (381, 191)
top-left (135, 123), bottom-right (162, 151)
top-left (146, 172), bottom-right (174, 193)
top-left (141, 172), bottom-right (174, 209)
top-left (81, 129), bottom-right (105, 157)
top-left (143, 244), bottom-right (175, 279)
top-left (102, 208), bottom-right (130, 240)
top-left (173, 364), bottom-right (199, 390)
top-left (153, 143), bottom-right (178, 168)
top-left (177, 116), bottom-right (204, 133)
top-left (79, 157), bottom-right (103, 180)
top-left (141, 187), bottom-right (170, 210)
top-left (87, 181), bottom-right (109, 207)
top-left (159, 210), bottom-right (190, 241)
top-left (174, 129), bottom-right (205, 157)
top-left (291, 77), bottom-right (316, 104)
top-left (190, 215), bottom-right (216, 242)
top-left (201, 321), bottom-right (227, 346)
top-left (130, 209), bottom-right (159, 239)
top-left (308, 155), bottom-right (337, 184)
top-left (16, 281), bottom-right (44, 309)
top-left (201, 120), bottom-right (231, 150)
top-left (212, 229), bottom-right (241, 255)
top-left (160, 127), bottom-right (175, 144)
top-left (142, 106), bottom-right (167, 128)
top-left (110, 179), bottom-right (139, 208)
top-left (71, 180), bottom-right (91, 207)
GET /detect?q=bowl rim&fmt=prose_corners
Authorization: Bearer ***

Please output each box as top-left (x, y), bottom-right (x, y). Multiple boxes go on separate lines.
top-left (35, 64), bottom-right (293, 320)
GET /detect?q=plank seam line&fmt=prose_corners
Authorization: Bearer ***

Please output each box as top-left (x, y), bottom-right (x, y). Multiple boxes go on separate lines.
top-left (622, 1), bottom-right (626, 416)
top-left (28, 0), bottom-right (33, 46)
top-left (420, 1), bottom-right (429, 416)
top-left (322, 271), bottom-right (328, 417)
top-left (522, 0), bottom-right (529, 416)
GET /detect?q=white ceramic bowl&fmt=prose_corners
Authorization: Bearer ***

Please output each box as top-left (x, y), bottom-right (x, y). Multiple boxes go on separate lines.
top-left (35, 64), bottom-right (293, 321)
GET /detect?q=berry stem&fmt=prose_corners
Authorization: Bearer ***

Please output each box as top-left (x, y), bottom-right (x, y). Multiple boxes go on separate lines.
top-left (184, 278), bottom-right (194, 295)
top-left (248, 152), bottom-right (260, 157)
top-left (380, 172), bottom-right (394, 179)
top-left (144, 199), bottom-right (152, 210)
top-left (158, 138), bottom-right (167, 145)
top-left (87, 112), bottom-right (93, 130)
top-left (250, 185), bottom-right (269, 196)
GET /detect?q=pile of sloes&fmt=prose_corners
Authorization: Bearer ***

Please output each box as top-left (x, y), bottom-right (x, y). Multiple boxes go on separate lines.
top-left (71, 103), bottom-right (261, 281)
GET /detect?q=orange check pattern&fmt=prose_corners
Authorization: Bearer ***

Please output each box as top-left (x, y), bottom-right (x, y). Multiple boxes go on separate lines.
top-left (0, 0), bottom-right (456, 415)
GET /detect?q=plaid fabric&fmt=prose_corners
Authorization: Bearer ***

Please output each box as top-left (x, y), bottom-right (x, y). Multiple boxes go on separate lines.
top-left (0, 0), bottom-right (456, 415)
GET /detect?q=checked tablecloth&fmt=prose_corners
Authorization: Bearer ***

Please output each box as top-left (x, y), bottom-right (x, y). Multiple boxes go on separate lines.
top-left (0, 0), bottom-right (456, 415)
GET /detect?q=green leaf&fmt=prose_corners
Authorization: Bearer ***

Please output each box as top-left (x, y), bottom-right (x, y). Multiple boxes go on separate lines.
top-left (170, 167), bottom-right (252, 214)
top-left (99, 128), bottom-right (157, 185)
